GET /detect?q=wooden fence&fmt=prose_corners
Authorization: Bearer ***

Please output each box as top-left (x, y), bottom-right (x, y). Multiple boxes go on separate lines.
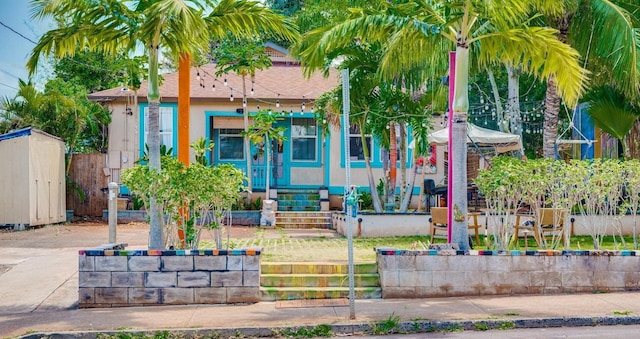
top-left (67, 153), bottom-right (109, 216)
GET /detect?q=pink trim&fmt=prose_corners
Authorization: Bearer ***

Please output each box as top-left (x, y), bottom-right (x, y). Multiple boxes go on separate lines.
top-left (447, 51), bottom-right (455, 243)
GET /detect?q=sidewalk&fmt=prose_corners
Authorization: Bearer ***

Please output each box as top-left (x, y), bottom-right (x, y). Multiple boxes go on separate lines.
top-left (2, 223), bottom-right (640, 338)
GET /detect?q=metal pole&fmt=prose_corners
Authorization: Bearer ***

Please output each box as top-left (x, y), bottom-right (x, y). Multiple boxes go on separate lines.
top-left (108, 182), bottom-right (118, 243)
top-left (341, 68), bottom-right (356, 320)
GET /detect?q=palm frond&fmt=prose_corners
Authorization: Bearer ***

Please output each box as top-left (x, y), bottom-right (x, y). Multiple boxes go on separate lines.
top-left (569, 0), bottom-right (640, 101)
top-left (476, 26), bottom-right (588, 107)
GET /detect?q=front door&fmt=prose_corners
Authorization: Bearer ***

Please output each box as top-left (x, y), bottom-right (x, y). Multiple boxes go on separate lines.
top-left (270, 122), bottom-right (288, 187)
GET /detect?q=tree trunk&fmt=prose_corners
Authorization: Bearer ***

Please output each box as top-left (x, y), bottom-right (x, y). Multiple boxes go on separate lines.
top-left (265, 132), bottom-right (271, 199)
top-left (399, 137), bottom-right (417, 213)
top-left (487, 69), bottom-right (506, 132)
top-left (624, 119), bottom-right (640, 159)
top-left (398, 122), bottom-right (407, 208)
top-left (147, 45), bottom-right (163, 250)
top-left (452, 45), bottom-right (470, 251)
top-left (388, 121), bottom-right (397, 208)
top-left (507, 66), bottom-right (522, 138)
top-left (242, 75), bottom-right (252, 199)
top-left (543, 75), bottom-right (561, 159)
top-left (543, 15), bottom-right (570, 159)
top-left (361, 128), bottom-right (383, 212)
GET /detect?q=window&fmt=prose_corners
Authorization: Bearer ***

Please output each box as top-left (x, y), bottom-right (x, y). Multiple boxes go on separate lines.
top-left (144, 106), bottom-right (174, 149)
top-left (349, 124), bottom-right (371, 160)
top-left (218, 128), bottom-right (245, 160)
top-left (291, 118), bottom-right (317, 161)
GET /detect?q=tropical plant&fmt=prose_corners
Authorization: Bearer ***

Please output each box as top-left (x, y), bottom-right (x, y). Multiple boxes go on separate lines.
top-left (1, 79), bottom-right (111, 172)
top-left (294, 0), bottom-right (586, 250)
top-left (243, 109), bottom-right (287, 200)
top-left (541, 0), bottom-right (640, 159)
top-left (476, 157), bottom-right (633, 250)
top-left (121, 155), bottom-right (246, 250)
top-left (28, 0), bottom-right (298, 249)
top-left (212, 38), bottom-right (274, 199)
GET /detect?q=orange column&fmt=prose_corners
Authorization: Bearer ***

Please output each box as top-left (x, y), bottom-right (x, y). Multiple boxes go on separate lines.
top-left (177, 53), bottom-right (191, 248)
top-left (178, 53), bottom-right (190, 165)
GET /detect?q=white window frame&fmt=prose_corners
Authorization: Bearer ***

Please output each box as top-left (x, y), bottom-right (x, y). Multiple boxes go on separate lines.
top-left (291, 118), bottom-right (317, 161)
top-left (143, 106), bottom-right (174, 149)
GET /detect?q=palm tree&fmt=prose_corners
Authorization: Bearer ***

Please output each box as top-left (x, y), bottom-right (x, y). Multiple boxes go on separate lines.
top-left (542, 0), bottom-right (640, 158)
top-left (295, 0), bottom-right (586, 250)
top-left (28, 0), bottom-right (298, 249)
top-left (213, 39), bottom-right (273, 199)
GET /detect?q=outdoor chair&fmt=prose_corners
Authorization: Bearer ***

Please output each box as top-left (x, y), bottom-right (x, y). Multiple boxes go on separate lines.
top-left (514, 208), bottom-right (569, 248)
top-left (429, 207), bottom-right (481, 246)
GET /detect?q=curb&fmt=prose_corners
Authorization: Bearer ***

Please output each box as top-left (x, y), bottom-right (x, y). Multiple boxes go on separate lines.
top-left (18, 315), bottom-right (640, 338)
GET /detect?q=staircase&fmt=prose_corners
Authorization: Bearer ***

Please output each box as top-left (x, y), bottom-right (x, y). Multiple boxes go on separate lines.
top-left (274, 189), bottom-right (332, 228)
top-left (275, 211), bottom-right (332, 229)
top-left (260, 262), bottom-right (382, 301)
top-left (277, 189), bottom-right (321, 211)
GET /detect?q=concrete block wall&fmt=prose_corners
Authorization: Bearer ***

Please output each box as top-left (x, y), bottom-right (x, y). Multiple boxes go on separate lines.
top-left (78, 248), bottom-right (261, 308)
top-left (376, 248), bottom-right (640, 298)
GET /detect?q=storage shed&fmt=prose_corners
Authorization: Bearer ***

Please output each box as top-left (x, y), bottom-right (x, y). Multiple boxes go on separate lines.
top-left (0, 127), bottom-right (66, 227)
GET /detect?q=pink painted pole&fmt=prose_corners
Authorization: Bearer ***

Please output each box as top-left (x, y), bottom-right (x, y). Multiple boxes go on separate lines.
top-left (448, 51), bottom-right (455, 243)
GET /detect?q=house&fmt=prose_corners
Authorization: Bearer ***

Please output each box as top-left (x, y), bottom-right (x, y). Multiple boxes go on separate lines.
top-left (88, 45), bottom-right (443, 211)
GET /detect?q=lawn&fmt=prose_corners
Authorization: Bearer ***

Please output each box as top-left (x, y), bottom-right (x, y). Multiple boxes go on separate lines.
top-left (200, 229), bottom-right (639, 262)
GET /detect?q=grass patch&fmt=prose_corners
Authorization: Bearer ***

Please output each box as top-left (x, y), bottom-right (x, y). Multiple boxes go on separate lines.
top-left (371, 313), bottom-right (401, 335)
top-left (201, 232), bottom-right (640, 262)
top-left (613, 310), bottom-right (633, 315)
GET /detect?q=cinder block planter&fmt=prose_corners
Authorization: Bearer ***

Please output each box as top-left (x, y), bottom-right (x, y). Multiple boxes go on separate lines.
top-left (376, 248), bottom-right (640, 298)
top-left (78, 247), bottom-right (261, 308)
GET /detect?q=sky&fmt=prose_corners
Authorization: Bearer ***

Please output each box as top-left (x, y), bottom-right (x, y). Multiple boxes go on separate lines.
top-left (0, 1), bottom-right (52, 99)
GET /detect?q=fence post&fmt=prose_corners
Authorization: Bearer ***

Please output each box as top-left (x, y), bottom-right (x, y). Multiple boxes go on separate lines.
top-left (108, 182), bottom-right (118, 243)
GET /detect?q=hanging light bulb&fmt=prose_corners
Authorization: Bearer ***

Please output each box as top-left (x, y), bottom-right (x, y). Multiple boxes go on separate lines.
top-left (242, 99), bottom-right (247, 108)
top-left (224, 77), bottom-right (228, 86)
top-left (276, 99), bottom-right (280, 108)
top-left (250, 87), bottom-right (254, 95)
top-left (302, 102), bottom-right (306, 111)
top-left (289, 109), bottom-right (293, 116)
top-left (211, 83), bottom-right (216, 92)
top-left (230, 89), bottom-right (234, 101)
top-left (196, 71), bottom-right (200, 81)
top-left (311, 106), bottom-right (314, 113)
top-left (257, 104), bottom-right (260, 110)
top-left (200, 79), bottom-right (205, 88)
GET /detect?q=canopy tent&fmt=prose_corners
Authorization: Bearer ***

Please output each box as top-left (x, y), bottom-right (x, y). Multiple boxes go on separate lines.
top-left (427, 123), bottom-right (522, 154)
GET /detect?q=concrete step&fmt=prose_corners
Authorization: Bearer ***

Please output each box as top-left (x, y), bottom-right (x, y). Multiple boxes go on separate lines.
top-left (260, 262), bottom-right (381, 301)
top-left (260, 286), bottom-right (382, 301)
top-left (261, 273), bottom-right (380, 288)
top-left (262, 262), bottom-right (378, 274)
top-left (275, 211), bottom-right (332, 229)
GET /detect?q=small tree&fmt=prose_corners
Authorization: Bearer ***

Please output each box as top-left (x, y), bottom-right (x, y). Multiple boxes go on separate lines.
top-left (121, 155), bottom-right (246, 250)
top-left (243, 109), bottom-right (287, 200)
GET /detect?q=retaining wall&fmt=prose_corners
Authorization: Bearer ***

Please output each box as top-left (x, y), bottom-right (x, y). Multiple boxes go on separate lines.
top-left (376, 248), bottom-right (640, 298)
top-left (78, 248), bottom-right (261, 308)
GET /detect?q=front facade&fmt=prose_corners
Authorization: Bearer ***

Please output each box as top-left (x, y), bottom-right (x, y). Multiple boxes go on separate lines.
top-left (89, 46), bottom-right (443, 209)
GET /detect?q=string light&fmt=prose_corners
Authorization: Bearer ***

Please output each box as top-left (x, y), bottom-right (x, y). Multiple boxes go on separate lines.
top-left (196, 71), bottom-right (201, 80)
top-left (192, 67), bottom-right (325, 116)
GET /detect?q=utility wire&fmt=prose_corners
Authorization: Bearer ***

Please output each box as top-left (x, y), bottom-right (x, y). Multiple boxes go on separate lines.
top-left (0, 81), bottom-right (19, 90)
top-left (0, 20), bottom-right (37, 45)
